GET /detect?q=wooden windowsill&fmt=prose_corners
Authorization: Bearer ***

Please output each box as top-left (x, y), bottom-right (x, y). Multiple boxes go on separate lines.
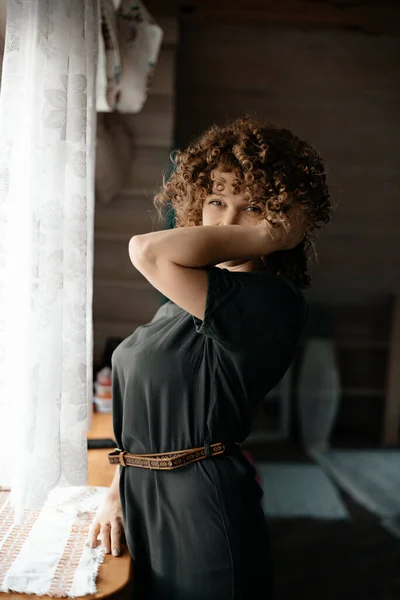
top-left (0, 555), bottom-right (132, 600)
top-left (87, 411), bottom-right (116, 487)
top-left (0, 411), bottom-right (133, 600)
top-left (0, 554), bottom-right (132, 600)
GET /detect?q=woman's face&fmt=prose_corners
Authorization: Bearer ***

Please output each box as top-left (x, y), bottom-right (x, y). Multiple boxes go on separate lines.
top-left (202, 170), bottom-right (264, 227)
top-left (201, 169), bottom-right (265, 271)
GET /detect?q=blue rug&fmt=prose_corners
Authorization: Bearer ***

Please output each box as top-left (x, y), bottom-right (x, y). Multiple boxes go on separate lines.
top-left (382, 516), bottom-right (400, 540)
top-left (312, 450), bottom-right (400, 519)
top-left (257, 463), bottom-right (350, 519)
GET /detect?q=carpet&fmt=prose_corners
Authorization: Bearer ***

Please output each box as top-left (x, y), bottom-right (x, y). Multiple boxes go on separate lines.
top-left (257, 462), bottom-right (350, 519)
top-left (382, 516), bottom-right (400, 540)
top-left (311, 449), bottom-right (400, 520)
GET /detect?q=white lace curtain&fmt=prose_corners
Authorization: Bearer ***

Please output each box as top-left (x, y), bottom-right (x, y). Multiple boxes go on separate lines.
top-left (0, 0), bottom-right (99, 521)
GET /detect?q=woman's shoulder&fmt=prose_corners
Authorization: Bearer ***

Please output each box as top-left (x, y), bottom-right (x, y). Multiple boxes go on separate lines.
top-left (218, 267), bottom-right (306, 311)
top-left (244, 269), bottom-right (308, 329)
top-left (195, 267), bottom-right (308, 350)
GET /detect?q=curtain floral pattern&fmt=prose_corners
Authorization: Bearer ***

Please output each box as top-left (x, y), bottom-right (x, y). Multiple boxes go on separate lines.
top-left (0, 0), bottom-right (98, 520)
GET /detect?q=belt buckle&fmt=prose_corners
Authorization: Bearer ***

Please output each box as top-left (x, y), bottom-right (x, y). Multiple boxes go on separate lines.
top-left (108, 448), bottom-right (127, 467)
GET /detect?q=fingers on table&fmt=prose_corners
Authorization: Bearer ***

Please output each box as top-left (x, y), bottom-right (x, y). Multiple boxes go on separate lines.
top-left (100, 522), bottom-right (112, 553)
top-left (88, 519), bottom-right (124, 557)
top-left (88, 520), bottom-right (101, 548)
top-left (111, 518), bottom-right (124, 556)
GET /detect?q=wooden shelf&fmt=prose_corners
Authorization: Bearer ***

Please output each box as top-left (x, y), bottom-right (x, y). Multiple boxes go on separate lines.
top-left (335, 341), bottom-right (388, 350)
top-left (340, 388), bottom-right (385, 399)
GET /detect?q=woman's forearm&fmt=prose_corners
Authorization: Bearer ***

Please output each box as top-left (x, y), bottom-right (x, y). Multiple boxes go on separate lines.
top-left (108, 466), bottom-right (120, 500)
top-left (129, 225), bottom-right (278, 269)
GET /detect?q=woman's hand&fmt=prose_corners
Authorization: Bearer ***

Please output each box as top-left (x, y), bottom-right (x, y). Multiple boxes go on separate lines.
top-left (260, 205), bottom-right (308, 252)
top-left (88, 492), bottom-right (125, 557)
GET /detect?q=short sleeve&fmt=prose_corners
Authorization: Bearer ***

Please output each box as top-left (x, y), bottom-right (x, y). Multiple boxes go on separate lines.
top-left (111, 354), bottom-right (124, 450)
top-left (193, 267), bottom-right (308, 351)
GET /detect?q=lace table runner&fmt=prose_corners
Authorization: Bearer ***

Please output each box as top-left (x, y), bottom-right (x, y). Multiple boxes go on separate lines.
top-left (0, 486), bottom-right (108, 597)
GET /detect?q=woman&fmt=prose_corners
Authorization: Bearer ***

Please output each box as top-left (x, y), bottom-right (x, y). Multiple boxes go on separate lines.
top-left (89, 116), bottom-right (332, 599)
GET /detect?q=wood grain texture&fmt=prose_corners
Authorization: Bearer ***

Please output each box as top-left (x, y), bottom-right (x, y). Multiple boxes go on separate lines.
top-left (87, 414), bottom-right (116, 487)
top-left (146, 0), bottom-right (400, 35)
top-left (153, 16), bottom-right (178, 46)
top-left (146, 47), bottom-right (177, 97)
top-left (93, 13), bottom-right (178, 366)
top-left (114, 94), bottom-right (175, 148)
top-left (123, 146), bottom-right (172, 192)
top-left (176, 22), bottom-right (400, 303)
top-left (95, 194), bottom-right (162, 238)
top-left (93, 279), bottom-right (163, 324)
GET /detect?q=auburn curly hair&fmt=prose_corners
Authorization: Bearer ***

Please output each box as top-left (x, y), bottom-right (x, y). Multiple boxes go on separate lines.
top-left (154, 116), bottom-right (332, 288)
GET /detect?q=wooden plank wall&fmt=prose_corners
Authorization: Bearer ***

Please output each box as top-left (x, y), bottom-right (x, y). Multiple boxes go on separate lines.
top-left (93, 17), bottom-right (178, 368)
top-left (175, 20), bottom-right (400, 301)
top-left (174, 19), bottom-right (400, 444)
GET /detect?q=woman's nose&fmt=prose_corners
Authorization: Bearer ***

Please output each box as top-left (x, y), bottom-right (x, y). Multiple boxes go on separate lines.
top-left (222, 210), bottom-right (240, 226)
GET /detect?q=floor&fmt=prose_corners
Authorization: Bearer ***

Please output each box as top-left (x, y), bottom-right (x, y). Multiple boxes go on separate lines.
top-left (88, 414), bottom-right (400, 599)
top-left (245, 442), bottom-right (400, 600)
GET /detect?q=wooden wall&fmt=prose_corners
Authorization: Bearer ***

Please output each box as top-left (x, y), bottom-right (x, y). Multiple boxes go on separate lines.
top-left (175, 20), bottom-right (400, 301)
top-left (93, 17), bottom-right (178, 368)
top-left (174, 17), bottom-right (400, 444)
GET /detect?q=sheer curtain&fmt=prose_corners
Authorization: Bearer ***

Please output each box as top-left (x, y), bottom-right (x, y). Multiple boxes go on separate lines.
top-left (0, 0), bottom-right (99, 521)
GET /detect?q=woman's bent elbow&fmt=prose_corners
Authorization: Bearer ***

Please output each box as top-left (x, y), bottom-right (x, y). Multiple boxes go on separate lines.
top-left (128, 235), bottom-right (155, 268)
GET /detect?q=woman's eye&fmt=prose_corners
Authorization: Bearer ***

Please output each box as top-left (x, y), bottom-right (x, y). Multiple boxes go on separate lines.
top-left (246, 205), bottom-right (262, 213)
top-left (209, 199), bottom-right (222, 206)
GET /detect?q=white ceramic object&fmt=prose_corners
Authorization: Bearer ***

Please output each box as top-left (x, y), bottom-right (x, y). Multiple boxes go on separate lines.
top-left (93, 396), bottom-right (113, 413)
top-left (297, 338), bottom-right (341, 452)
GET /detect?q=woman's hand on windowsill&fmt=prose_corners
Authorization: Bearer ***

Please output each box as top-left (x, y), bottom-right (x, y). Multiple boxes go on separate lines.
top-left (88, 492), bottom-right (125, 557)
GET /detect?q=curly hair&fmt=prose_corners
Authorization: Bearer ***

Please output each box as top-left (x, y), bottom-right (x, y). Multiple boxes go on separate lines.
top-left (154, 116), bottom-right (333, 288)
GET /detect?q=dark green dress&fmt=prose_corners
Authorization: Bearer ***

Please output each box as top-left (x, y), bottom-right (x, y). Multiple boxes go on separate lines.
top-left (112, 266), bottom-right (308, 600)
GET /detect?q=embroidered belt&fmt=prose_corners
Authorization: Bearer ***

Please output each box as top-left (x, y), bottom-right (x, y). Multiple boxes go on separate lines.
top-left (108, 442), bottom-right (227, 470)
